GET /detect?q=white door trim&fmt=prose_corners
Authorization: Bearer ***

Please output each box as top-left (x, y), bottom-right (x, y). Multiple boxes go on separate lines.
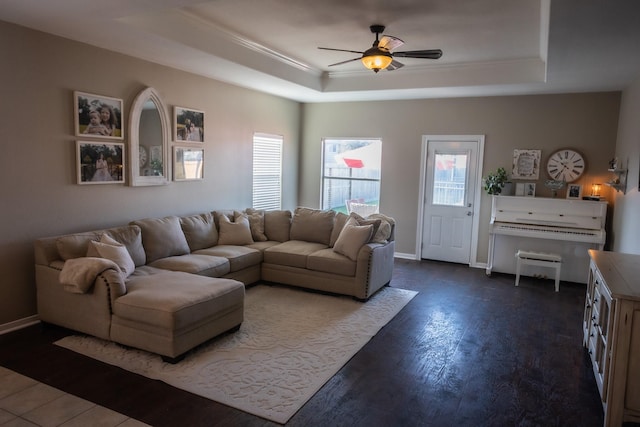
top-left (416, 135), bottom-right (485, 266)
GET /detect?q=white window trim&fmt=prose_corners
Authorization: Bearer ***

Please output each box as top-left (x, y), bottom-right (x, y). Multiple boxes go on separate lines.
top-left (252, 133), bottom-right (283, 210)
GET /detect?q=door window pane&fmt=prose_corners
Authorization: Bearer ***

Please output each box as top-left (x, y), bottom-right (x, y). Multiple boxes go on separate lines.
top-left (432, 153), bottom-right (467, 206)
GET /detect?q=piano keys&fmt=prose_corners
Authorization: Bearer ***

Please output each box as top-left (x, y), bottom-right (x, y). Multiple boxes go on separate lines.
top-left (486, 196), bottom-right (607, 284)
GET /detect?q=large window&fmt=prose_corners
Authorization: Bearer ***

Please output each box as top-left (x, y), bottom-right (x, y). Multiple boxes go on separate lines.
top-left (321, 138), bottom-right (381, 215)
top-left (252, 133), bottom-right (283, 210)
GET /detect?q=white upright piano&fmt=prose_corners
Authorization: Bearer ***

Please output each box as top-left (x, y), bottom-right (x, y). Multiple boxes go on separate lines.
top-left (486, 196), bottom-right (607, 284)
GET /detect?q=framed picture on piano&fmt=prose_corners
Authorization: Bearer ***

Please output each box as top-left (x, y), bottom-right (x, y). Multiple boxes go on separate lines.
top-left (567, 184), bottom-right (582, 199)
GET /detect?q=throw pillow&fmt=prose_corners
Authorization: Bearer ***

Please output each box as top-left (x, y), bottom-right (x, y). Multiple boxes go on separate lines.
top-left (290, 207), bottom-right (335, 245)
top-left (217, 212), bottom-right (254, 245)
top-left (332, 217), bottom-right (374, 261)
top-left (86, 234), bottom-right (136, 278)
top-left (245, 209), bottom-right (268, 242)
top-left (349, 212), bottom-right (382, 242)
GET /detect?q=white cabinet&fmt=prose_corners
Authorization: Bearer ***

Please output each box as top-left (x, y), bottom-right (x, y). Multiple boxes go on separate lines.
top-left (584, 250), bottom-right (640, 426)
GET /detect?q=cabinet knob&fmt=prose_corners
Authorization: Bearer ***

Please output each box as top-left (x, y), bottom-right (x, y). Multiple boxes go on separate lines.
top-left (594, 298), bottom-right (598, 303)
top-left (590, 333), bottom-right (594, 337)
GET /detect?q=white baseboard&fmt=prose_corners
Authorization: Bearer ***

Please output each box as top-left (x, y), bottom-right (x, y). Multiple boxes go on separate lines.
top-left (394, 253), bottom-right (487, 271)
top-left (394, 252), bottom-right (418, 260)
top-left (0, 315), bottom-right (40, 335)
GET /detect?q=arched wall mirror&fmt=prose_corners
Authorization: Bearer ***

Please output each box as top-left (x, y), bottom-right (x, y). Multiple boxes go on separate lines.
top-left (129, 87), bottom-right (171, 186)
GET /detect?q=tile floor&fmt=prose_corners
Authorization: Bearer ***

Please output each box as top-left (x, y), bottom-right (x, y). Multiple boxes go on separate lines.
top-left (0, 366), bottom-right (148, 427)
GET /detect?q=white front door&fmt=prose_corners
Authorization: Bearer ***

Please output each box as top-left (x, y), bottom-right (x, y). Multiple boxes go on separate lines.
top-left (420, 136), bottom-right (482, 264)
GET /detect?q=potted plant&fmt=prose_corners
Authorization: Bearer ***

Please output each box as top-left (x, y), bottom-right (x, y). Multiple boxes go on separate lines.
top-left (484, 167), bottom-right (509, 195)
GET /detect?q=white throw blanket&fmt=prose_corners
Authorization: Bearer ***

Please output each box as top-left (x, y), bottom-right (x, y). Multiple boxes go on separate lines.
top-left (59, 257), bottom-right (120, 293)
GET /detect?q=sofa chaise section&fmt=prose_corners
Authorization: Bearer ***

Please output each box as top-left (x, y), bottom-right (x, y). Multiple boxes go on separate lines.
top-left (34, 224), bottom-right (245, 361)
top-left (111, 270), bottom-right (244, 362)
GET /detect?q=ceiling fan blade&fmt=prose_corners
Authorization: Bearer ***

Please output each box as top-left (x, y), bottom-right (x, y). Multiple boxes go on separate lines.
top-left (328, 57), bottom-right (362, 67)
top-left (392, 49), bottom-right (443, 59)
top-left (318, 47), bottom-right (364, 55)
top-left (386, 60), bottom-right (404, 71)
top-left (378, 35), bottom-right (404, 52)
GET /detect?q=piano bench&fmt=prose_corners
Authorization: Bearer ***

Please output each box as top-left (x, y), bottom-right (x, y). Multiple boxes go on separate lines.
top-left (515, 250), bottom-right (562, 292)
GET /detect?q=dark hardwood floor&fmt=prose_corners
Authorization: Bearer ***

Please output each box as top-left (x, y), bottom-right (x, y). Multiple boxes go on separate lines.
top-left (0, 259), bottom-right (613, 426)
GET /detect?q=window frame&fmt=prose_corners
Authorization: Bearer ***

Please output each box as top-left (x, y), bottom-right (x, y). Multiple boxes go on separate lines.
top-left (252, 133), bottom-right (283, 211)
top-left (320, 138), bottom-right (382, 214)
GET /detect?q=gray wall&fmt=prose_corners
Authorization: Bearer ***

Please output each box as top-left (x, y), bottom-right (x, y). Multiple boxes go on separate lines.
top-left (611, 74), bottom-right (640, 252)
top-left (300, 95), bottom-right (621, 260)
top-left (0, 21), bottom-right (301, 325)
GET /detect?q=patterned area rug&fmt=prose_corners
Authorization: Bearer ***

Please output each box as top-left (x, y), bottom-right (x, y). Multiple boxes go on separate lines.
top-left (55, 284), bottom-right (417, 424)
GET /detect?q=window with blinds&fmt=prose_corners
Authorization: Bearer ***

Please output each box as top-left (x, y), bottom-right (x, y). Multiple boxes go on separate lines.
top-left (252, 133), bottom-right (283, 210)
top-left (321, 138), bottom-right (381, 215)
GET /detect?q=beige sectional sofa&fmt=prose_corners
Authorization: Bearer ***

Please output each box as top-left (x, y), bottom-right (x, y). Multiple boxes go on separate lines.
top-left (34, 207), bottom-right (395, 362)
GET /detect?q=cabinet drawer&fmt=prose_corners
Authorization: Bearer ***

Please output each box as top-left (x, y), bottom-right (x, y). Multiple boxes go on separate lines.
top-left (627, 310), bottom-right (640, 411)
top-left (588, 335), bottom-right (605, 398)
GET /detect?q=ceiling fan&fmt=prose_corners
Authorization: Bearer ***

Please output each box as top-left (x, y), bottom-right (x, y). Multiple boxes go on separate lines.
top-left (318, 24), bottom-right (443, 73)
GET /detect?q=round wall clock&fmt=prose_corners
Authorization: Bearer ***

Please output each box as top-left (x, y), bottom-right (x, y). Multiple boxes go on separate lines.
top-left (139, 145), bottom-right (148, 167)
top-left (546, 149), bottom-right (585, 182)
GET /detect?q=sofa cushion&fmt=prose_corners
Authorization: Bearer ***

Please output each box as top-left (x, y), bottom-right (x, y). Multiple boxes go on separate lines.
top-left (113, 272), bottom-right (244, 331)
top-left (264, 210), bottom-right (292, 242)
top-left (148, 254), bottom-right (230, 277)
top-left (131, 216), bottom-right (191, 263)
top-left (307, 248), bottom-right (357, 277)
top-left (290, 207), bottom-right (335, 245)
top-left (263, 240), bottom-right (328, 268)
top-left (245, 241), bottom-right (281, 252)
top-left (105, 226), bottom-right (146, 267)
top-left (217, 212), bottom-right (254, 246)
top-left (56, 233), bottom-right (100, 261)
top-left (180, 212), bottom-right (218, 251)
top-left (194, 246), bottom-right (262, 273)
top-left (55, 226), bottom-right (145, 265)
top-left (329, 212), bottom-right (349, 247)
top-left (245, 209), bottom-right (268, 242)
top-left (86, 234), bottom-right (136, 278)
top-left (332, 217), bottom-right (374, 261)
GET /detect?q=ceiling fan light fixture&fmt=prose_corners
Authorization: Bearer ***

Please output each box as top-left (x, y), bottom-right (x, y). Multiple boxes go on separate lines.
top-left (361, 48), bottom-right (392, 73)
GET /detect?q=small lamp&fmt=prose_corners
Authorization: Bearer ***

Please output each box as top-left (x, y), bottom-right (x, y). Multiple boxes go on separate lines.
top-left (361, 47), bottom-right (393, 73)
top-left (591, 183), bottom-right (601, 197)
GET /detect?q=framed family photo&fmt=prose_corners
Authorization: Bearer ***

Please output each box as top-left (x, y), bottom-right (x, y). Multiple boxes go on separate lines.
top-left (76, 141), bottom-right (125, 184)
top-left (567, 184), bottom-right (582, 199)
top-left (174, 106), bottom-right (204, 142)
top-left (173, 146), bottom-right (204, 181)
top-left (74, 91), bottom-right (123, 139)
